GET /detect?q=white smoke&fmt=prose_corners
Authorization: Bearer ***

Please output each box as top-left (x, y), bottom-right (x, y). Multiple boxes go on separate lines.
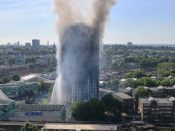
top-left (50, 0), bottom-right (116, 105)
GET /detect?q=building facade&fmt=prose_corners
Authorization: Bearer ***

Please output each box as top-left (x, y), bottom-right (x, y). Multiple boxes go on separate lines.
top-left (32, 39), bottom-right (40, 48)
top-left (8, 104), bottom-right (66, 122)
top-left (58, 24), bottom-right (99, 103)
top-left (139, 97), bottom-right (175, 123)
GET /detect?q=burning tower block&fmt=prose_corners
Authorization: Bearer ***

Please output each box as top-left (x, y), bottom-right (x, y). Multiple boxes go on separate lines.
top-left (60, 23), bottom-right (99, 103)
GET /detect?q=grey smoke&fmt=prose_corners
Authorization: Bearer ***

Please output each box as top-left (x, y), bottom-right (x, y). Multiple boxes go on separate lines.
top-left (51, 0), bottom-right (116, 104)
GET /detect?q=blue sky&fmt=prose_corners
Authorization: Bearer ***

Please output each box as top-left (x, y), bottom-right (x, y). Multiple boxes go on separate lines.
top-left (0, 0), bottom-right (175, 45)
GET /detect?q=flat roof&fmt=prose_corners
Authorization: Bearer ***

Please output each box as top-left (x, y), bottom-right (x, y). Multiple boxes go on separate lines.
top-left (99, 89), bottom-right (133, 100)
top-left (139, 98), bottom-right (172, 104)
top-left (43, 123), bottom-right (118, 130)
top-left (113, 92), bottom-right (133, 100)
top-left (21, 74), bottom-right (40, 81)
top-left (99, 88), bottom-right (114, 94)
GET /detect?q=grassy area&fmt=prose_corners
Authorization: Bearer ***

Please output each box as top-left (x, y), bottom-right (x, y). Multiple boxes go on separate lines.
top-left (41, 98), bottom-right (49, 104)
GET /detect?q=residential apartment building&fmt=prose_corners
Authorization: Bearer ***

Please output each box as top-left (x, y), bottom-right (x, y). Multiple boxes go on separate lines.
top-left (139, 97), bottom-right (175, 123)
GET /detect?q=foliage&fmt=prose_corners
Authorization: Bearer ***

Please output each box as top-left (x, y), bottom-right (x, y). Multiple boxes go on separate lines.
top-left (25, 97), bottom-right (34, 104)
top-left (124, 56), bottom-right (159, 69)
top-left (101, 94), bottom-right (122, 122)
top-left (124, 56), bottom-right (175, 70)
top-left (25, 57), bottom-right (36, 64)
top-left (125, 77), bottom-right (162, 88)
top-left (2, 76), bottom-right (11, 84)
top-left (0, 80), bottom-right (3, 84)
top-left (39, 81), bottom-right (48, 92)
top-left (72, 95), bottom-right (122, 122)
top-left (125, 70), bottom-right (147, 79)
top-left (72, 99), bottom-right (106, 121)
top-left (157, 62), bottom-right (175, 77)
top-left (135, 86), bottom-right (148, 98)
top-left (106, 78), bottom-right (119, 90)
top-left (142, 77), bottom-right (157, 87)
top-left (161, 78), bottom-right (175, 87)
top-left (20, 122), bottom-right (39, 131)
top-left (12, 74), bottom-right (20, 81)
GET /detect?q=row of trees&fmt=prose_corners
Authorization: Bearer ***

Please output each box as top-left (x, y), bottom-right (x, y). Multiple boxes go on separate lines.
top-left (19, 82), bottom-right (49, 104)
top-left (72, 94), bottom-right (122, 122)
top-left (157, 62), bottom-right (175, 77)
top-left (125, 62), bottom-right (175, 78)
top-left (125, 77), bottom-right (175, 88)
top-left (124, 56), bottom-right (175, 70)
top-left (0, 75), bottom-right (20, 84)
top-left (125, 70), bottom-right (148, 79)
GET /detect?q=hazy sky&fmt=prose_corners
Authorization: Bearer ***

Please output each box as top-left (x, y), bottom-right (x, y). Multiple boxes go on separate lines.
top-left (0, 0), bottom-right (175, 45)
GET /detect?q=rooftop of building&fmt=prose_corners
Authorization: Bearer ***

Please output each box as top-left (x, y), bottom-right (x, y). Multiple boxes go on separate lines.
top-left (43, 123), bottom-right (118, 131)
top-left (21, 74), bottom-right (40, 81)
top-left (99, 88), bottom-right (114, 94)
top-left (0, 81), bottom-right (39, 88)
top-left (139, 97), bottom-right (175, 104)
top-left (16, 104), bottom-right (65, 111)
top-left (99, 88), bottom-right (133, 100)
top-left (113, 92), bottom-right (133, 100)
top-left (146, 86), bottom-right (175, 91)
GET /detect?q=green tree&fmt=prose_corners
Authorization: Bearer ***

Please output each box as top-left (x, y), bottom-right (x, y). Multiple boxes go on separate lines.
top-left (12, 74), bottom-right (20, 81)
top-left (0, 80), bottom-right (3, 84)
top-left (25, 97), bottom-right (34, 104)
top-left (25, 57), bottom-right (36, 64)
top-left (39, 81), bottom-right (48, 92)
top-left (20, 122), bottom-right (39, 131)
top-left (2, 76), bottom-right (11, 84)
top-left (72, 99), bottom-right (105, 121)
top-left (125, 70), bottom-right (147, 79)
top-left (135, 86), bottom-right (148, 98)
top-left (132, 79), bottom-right (144, 88)
top-left (107, 78), bottom-right (119, 90)
top-left (157, 62), bottom-right (175, 77)
top-left (101, 94), bottom-right (122, 122)
top-left (161, 78), bottom-right (173, 87)
top-left (142, 77), bottom-right (156, 87)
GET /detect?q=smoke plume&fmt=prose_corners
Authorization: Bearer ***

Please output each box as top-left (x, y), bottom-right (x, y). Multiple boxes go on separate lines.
top-left (51, 0), bottom-right (116, 104)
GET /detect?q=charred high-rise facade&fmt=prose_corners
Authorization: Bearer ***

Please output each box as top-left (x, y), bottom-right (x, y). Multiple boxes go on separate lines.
top-left (60, 23), bottom-right (99, 103)
top-left (51, 0), bottom-right (116, 105)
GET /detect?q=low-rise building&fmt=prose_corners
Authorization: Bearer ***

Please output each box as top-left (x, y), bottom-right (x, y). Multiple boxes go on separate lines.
top-left (147, 86), bottom-right (175, 97)
top-left (112, 92), bottom-right (134, 113)
top-left (99, 88), bottom-right (134, 113)
top-left (139, 97), bottom-right (175, 123)
top-left (129, 121), bottom-right (155, 131)
top-left (42, 123), bottom-right (118, 131)
top-left (8, 104), bottom-right (66, 122)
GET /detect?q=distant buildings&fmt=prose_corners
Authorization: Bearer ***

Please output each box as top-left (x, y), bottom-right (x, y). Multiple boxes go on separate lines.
top-left (25, 42), bottom-right (31, 48)
top-left (127, 42), bottom-right (133, 47)
top-left (32, 39), bottom-right (40, 48)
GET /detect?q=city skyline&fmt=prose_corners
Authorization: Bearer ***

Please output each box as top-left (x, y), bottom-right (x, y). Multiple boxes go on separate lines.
top-left (0, 0), bottom-right (175, 45)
